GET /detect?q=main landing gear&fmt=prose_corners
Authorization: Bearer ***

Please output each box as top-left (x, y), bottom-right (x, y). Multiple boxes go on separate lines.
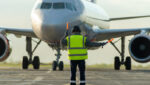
top-left (52, 48), bottom-right (64, 71)
top-left (110, 37), bottom-right (131, 70)
top-left (22, 37), bottom-right (41, 70)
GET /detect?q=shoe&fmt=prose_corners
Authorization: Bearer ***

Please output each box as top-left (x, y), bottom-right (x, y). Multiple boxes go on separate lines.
top-left (80, 83), bottom-right (85, 85)
top-left (70, 83), bottom-right (76, 85)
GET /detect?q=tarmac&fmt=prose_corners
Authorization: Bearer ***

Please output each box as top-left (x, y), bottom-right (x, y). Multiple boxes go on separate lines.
top-left (0, 67), bottom-right (150, 85)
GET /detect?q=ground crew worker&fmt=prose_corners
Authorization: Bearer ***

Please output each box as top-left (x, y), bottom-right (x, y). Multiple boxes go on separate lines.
top-left (62, 26), bottom-right (107, 85)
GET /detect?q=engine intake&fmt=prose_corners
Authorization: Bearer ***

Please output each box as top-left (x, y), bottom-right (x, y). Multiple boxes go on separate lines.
top-left (129, 34), bottom-right (150, 63)
top-left (0, 34), bottom-right (11, 61)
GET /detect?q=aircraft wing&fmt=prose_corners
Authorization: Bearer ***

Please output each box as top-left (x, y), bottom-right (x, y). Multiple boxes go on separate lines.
top-left (0, 27), bottom-right (36, 38)
top-left (109, 15), bottom-right (150, 21)
top-left (92, 28), bottom-right (150, 41)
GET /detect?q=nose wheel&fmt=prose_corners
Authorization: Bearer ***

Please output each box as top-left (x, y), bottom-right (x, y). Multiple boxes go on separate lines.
top-left (52, 61), bottom-right (57, 71)
top-left (52, 61), bottom-right (64, 71)
top-left (52, 48), bottom-right (64, 71)
top-left (59, 61), bottom-right (64, 71)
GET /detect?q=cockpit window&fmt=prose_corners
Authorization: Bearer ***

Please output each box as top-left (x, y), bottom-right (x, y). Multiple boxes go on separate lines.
top-left (65, 3), bottom-right (77, 11)
top-left (41, 2), bottom-right (52, 9)
top-left (72, 4), bottom-right (77, 11)
top-left (66, 3), bottom-right (73, 11)
top-left (53, 3), bottom-right (65, 9)
top-left (40, 2), bottom-right (77, 11)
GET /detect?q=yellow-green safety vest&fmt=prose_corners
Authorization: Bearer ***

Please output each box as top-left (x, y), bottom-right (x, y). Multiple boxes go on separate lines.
top-left (66, 35), bottom-right (88, 60)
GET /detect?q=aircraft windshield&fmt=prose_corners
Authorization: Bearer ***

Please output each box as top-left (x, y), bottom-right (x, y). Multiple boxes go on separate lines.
top-left (53, 3), bottom-right (65, 9)
top-left (66, 3), bottom-right (77, 11)
top-left (41, 3), bottom-right (52, 9)
top-left (40, 2), bottom-right (77, 11)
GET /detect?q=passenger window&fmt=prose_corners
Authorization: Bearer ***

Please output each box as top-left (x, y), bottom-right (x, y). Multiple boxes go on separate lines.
top-left (41, 3), bottom-right (52, 9)
top-left (53, 3), bottom-right (65, 9)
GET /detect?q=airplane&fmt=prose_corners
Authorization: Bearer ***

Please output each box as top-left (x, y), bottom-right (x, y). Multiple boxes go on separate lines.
top-left (0, 0), bottom-right (150, 71)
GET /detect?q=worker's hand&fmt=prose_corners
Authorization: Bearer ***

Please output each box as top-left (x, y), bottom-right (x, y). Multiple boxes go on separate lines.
top-left (65, 31), bottom-right (69, 37)
top-left (101, 42), bottom-right (107, 48)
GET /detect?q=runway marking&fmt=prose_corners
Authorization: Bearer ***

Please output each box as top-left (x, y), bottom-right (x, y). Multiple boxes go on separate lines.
top-left (46, 69), bottom-right (52, 73)
top-left (32, 76), bottom-right (44, 83)
top-left (0, 80), bottom-right (56, 82)
top-left (97, 75), bottom-right (123, 85)
top-left (28, 69), bottom-right (52, 84)
top-left (19, 76), bottom-right (44, 85)
top-left (20, 69), bottom-right (52, 85)
top-left (98, 75), bottom-right (111, 79)
top-left (64, 83), bottom-right (92, 85)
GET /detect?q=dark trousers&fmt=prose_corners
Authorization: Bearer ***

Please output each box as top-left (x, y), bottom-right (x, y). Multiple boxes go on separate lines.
top-left (70, 60), bottom-right (86, 85)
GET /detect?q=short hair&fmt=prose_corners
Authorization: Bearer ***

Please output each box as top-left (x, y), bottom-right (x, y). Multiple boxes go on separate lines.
top-left (72, 26), bottom-right (81, 33)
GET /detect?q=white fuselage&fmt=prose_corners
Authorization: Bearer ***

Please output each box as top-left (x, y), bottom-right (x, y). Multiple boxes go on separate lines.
top-left (31, 0), bottom-right (109, 45)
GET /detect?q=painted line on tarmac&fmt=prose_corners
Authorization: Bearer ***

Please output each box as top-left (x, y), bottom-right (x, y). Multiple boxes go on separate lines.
top-left (32, 76), bottom-right (44, 82)
top-left (20, 69), bottom-right (52, 85)
top-left (97, 74), bottom-right (123, 85)
top-left (46, 69), bottom-right (52, 73)
top-left (20, 76), bottom-right (44, 85)
top-left (30, 69), bottom-right (52, 84)
top-left (29, 69), bottom-right (52, 84)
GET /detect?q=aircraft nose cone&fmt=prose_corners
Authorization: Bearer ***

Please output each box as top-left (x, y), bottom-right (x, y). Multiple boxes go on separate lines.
top-left (41, 20), bottom-right (66, 43)
top-left (32, 10), bottom-right (79, 43)
top-left (41, 11), bottom-right (78, 42)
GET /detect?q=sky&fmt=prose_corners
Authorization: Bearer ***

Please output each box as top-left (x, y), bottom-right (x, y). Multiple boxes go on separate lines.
top-left (0, 0), bottom-right (150, 66)
top-left (97, 0), bottom-right (150, 18)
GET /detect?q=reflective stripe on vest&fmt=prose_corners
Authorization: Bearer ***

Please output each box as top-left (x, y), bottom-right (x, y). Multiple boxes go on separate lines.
top-left (66, 35), bottom-right (88, 60)
top-left (69, 54), bottom-right (87, 56)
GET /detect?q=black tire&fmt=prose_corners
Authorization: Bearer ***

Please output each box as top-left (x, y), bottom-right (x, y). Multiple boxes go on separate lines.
top-left (52, 61), bottom-right (57, 71)
top-left (125, 56), bottom-right (131, 70)
top-left (59, 61), bottom-right (64, 71)
top-left (114, 56), bottom-right (120, 70)
top-left (22, 56), bottom-right (29, 69)
top-left (33, 56), bottom-right (40, 69)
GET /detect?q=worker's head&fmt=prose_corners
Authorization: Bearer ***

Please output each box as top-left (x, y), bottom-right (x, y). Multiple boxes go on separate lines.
top-left (72, 26), bottom-right (81, 33)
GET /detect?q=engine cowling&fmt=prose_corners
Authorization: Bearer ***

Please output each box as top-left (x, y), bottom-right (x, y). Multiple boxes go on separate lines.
top-left (129, 34), bottom-right (150, 63)
top-left (0, 34), bottom-right (11, 62)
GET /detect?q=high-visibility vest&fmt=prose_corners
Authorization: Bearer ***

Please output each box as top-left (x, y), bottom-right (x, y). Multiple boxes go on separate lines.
top-left (66, 35), bottom-right (88, 60)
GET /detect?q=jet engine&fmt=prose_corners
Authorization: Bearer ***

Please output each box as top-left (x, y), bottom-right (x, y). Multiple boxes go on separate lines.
top-left (0, 34), bottom-right (11, 62)
top-left (129, 34), bottom-right (150, 63)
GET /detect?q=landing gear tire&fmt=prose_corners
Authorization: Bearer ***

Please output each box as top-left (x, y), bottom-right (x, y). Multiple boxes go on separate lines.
top-left (52, 61), bottom-right (57, 71)
top-left (22, 56), bottom-right (29, 69)
top-left (125, 56), bottom-right (131, 70)
top-left (114, 56), bottom-right (120, 70)
top-left (59, 61), bottom-right (64, 71)
top-left (33, 56), bottom-right (40, 69)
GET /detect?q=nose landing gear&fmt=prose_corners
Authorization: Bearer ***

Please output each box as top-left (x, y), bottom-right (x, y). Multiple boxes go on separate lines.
top-left (52, 48), bottom-right (64, 71)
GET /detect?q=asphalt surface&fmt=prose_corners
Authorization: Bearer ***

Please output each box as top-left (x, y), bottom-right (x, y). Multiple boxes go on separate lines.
top-left (0, 67), bottom-right (150, 85)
